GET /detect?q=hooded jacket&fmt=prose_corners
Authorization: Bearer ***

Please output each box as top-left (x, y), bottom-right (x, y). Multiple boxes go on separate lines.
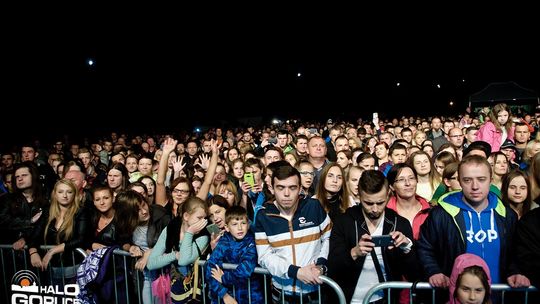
top-left (418, 191), bottom-right (519, 283)
top-left (449, 253), bottom-right (491, 304)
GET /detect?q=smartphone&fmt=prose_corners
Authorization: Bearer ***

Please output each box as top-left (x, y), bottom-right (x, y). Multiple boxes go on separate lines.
top-left (371, 235), bottom-right (394, 247)
top-left (372, 112), bottom-right (378, 119)
top-left (309, 128), bottom-right (318, 134)
top-left (268, 137), bottom-right (277, 144)
top-left (206, 223), bottom-right (221, 235)
top-left (244, 173), bottom-right (255, 187)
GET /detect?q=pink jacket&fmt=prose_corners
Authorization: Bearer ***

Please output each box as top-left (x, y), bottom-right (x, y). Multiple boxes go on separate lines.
top-left (476, 121), bottom-right (514, 153)
top-left (449, 253), bottom-right (492, 304)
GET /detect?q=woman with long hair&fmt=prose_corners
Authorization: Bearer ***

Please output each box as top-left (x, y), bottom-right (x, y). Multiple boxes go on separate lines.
top-left (28, 179), bottom-right (89, 285)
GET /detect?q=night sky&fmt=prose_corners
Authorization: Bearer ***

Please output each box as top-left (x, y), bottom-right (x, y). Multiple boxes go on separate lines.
top-left (3, 11), bottom-right (540, 147)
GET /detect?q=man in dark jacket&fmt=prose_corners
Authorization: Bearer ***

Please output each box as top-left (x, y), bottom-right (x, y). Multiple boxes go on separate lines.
top-left (418, 155), bottom-right (529, 295)
top-left (328, 170), bottom-right (417, 303)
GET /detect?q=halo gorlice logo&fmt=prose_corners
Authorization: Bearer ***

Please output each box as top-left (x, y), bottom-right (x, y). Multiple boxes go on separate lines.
top-left (11, 270), bottom-right (39, 293)
top-left (11, 270), bottom-right (80, 303)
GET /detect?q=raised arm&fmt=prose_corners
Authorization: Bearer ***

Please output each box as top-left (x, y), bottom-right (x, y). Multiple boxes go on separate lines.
top-left (196, 139), bottom-right (219, 201)
top-left (155, 138), bottom-right (177, 207)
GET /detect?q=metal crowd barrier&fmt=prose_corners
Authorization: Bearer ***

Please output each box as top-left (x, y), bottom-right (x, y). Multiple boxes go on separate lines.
top-left (112, 249), bottom-right (347, 304)
top-left (0, 244), bottom-right (88, 303)
top-left (362, 281), bottom-right (538, 304)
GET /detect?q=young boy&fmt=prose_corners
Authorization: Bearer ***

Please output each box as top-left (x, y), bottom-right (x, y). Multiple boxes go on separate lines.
top-left (205, 206), bottom-right (263, 304)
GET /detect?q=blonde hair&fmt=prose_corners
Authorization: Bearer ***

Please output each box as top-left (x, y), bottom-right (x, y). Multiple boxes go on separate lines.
top-left (45, 179), bottom-right (81, 244)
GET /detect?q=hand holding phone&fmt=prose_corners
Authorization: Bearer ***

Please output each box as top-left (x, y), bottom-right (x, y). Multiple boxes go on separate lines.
top-left (206, 223), bottom-right (222, 235)
top-left (244, 173), bottom-right (255, 188)
top-left (371, 235), bottom-right (394, 247)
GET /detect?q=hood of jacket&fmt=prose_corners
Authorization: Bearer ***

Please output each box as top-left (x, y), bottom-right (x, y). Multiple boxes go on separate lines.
top-left (449, 253), bottom-right (491, 304)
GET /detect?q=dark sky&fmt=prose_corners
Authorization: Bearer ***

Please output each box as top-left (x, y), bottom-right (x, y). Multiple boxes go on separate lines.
top-left (3, 11), bottom-right (540, 147)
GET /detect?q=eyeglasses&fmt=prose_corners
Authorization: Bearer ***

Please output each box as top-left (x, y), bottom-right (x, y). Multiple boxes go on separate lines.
top-left (394, 176), bottom-right (417, 184)
top-left (172, 189), bottom-right (190, 194)
top-left (449, 134), bottom-right (464, 138)
top-left (299, 171), bottom-right (315, 177)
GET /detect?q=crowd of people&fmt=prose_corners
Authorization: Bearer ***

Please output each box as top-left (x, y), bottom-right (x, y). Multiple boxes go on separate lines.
top-left (1, 103), bottom-right (540, 303)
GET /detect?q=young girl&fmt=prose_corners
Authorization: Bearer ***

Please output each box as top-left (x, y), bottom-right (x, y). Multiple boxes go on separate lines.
top-left (449, 253), bottom-right (492, 304)
top-left (147, 197), bottom-right (209, 303)
top-left (476, 103), bottom-right (514, 153)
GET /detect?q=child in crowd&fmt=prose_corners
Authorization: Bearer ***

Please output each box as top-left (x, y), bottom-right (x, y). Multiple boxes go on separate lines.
top-left (449, 253), bottom-right (492, 304)
top-left (205, 206), bottom-right (262, 304)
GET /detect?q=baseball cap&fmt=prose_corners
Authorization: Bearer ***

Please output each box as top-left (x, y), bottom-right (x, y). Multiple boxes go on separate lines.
top-left (463, 141), bottom-right (492, 158)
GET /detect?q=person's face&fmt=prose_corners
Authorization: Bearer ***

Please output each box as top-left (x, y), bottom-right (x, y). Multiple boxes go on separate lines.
top-left (346, 128), bottom-right (357, 139)
top-left (444, 172), bottom-right (462, 191)
top-left (131, 186), bottom-right (147, 197)
top-left (359, 158), bottom-right (375, 171)
top-left (390, 149), bottom-right (407, 164)
top-left (187, 143), bottom-right (198, 156)
top-left (456, 273), bottom-right (486, 304)
top-left (308, 138), bottom-right (327, 158)
top-left (192, 180), bottom-right (202, 194)
top-left (414, 133), bottom-right (426, 145)
top-left (391, 168), bottom-right (417, 200)
top-left (1, 154), bottom-right (14, 168)
top-left (209, 204), bottom-right (227, 229)
top-left (298, 163), bottom-right (314, 189)
top-left (213, 166), bottom-right (227, 184)
top-left (493, 154), bottom-right (508, 176)
top-left (64, 171), bottom-right (85, 191)
top-left (324, 166), bottom-right (343, 194)
top-left (232, 162), bottom-right (244, 179)
top-left (449, 129), bottom-right (465, 147)
top-left (176, 143), bottom-right (185, 154)
top-left (497, 110), bottom-right (509, 125)
top-left (21, 147), bottom-right (36, 162)
top-left (412, 154), bottom-right (431, 176)
top-left (273, 175), bottom-right (301, 211)
top-left (335, 138), bottom-right (350, 152)
top-left (285, 154), bottom-right (297, 167)
top-left (336, 152), bottom-right (350, 169)
top-left (296, 139), bottom-right (308, 153)
top-left (245, 166), bottom-right (262, 185)
top-left (226, 217), bottom-right (249, 240)
top-left (507, 175), bottom-right (528, 204)
top-left (184, 207), bottom-right (206, 228)
top-left (401, 131), bottom-right (413, 143)
top-left (514, 125), bottom-right (530, 144)
top-left (264, 150), bottom-right (281, 165)
top-left (203, 141), bottom-right (212, 153)
top-left (111, 154), bottom-right (125, 165)
top-left (375, 144), bottom-right (388, 160)
top-left (107, 169), bottom-right (123, 189)
top-left (360, 187), bottom-right (388, 220)
top-left (125, 157), bottom-right (138, 173)
top-left (78, 152), bottom-right (92, 168)
top-left (55, 183), bottom-right (75, 207)
top-left (228, 149), bottom-right (239, 161)
top-left (138, 158), bottom-right (153, 175)
top-left (14, 167), bottom-right (32, 190)
top-left (167, 152), bottom-right (177, 168)
top-left (172, 182), bottom-right (190, 205)
top-left (218, 185), bottom-right (236, 206)
top-left (102, 141), bottom-right (113, 152)
top-left (347, 168), bottom-right (362, 196)
top-left (93, 189), bottom-right (113, 214)
top-left (380, 133), bottom-right (392, 146)
top-left (138, 202), bottom-right (150, 222)
top-left (329, 130), bottom-right (340, 143)
top-left (459, 162), bottom-right (491, 206)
